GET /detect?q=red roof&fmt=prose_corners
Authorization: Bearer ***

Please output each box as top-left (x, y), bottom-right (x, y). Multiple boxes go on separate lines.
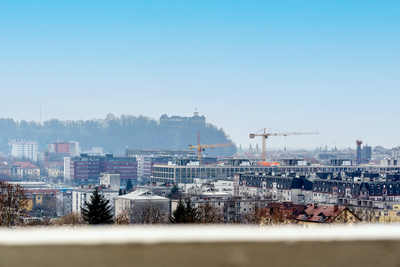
top-left (14, 161), bottom-right (39, 169)
top-left (0, 161), bottom-right (9, 169)
top-left (266, 203), bottom-right (308, 219)
top-left (296, 204), bottom-right (346, 223)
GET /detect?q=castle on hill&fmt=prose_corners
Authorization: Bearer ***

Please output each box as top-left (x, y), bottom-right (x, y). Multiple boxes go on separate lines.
top-left (160, 110), bottom-right (206, 126)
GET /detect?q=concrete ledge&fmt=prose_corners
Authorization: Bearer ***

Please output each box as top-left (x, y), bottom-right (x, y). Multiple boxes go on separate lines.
top-left (0, 225), bottom-right (399, 267)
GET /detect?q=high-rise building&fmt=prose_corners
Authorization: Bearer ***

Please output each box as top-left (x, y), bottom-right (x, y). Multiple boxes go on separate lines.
top-left (9, 140), bottom-right (38, 162)
top-left (49, 141), bottom-right (70, 154)
top-left (68, 154), bottom-right (137, 186)
top-left (49, 141), bottom-right (80, 157)
top-left (362, 145), bottom-right (372, 161)
top-left (69, 141), bottom-right (80, 157)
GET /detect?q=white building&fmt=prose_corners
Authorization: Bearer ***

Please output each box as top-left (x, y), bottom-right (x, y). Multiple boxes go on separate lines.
top-left (9, 140), bottom-right (38, 162)
top-left (115, 189), bottom-right (170, 219)
top-left (99, 172), bottom-right (120, 190)
top-left (72, 185), bottom-right (119, 214)
top-left (63, 157), bottom-right (71, 184)
top-left (69, 141), bottom-right (80, 157)
top-left (57, 190), bottom-right (72, 216)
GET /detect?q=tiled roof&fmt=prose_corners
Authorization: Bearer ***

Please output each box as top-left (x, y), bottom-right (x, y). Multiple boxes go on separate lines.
top-left (0, 161), bottom-right (9, 168)
top-left (266, 203), bottom-right (308, 219)
top-left (296, 204), bottom-right (346, 223)
top-left (15, 161), bottom-right (39, 169)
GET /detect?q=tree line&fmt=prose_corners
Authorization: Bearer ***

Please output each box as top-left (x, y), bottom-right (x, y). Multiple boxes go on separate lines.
top-left (0, 181), bottom-right (384, 227)
top-left (0, 114), bottom-right (236, 156)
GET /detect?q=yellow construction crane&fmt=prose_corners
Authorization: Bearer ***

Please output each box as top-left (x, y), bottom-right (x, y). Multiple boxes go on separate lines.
top-left (189, 143), bottom-right (234, 165)
top-left (250, 128), bottom-right (318, 161)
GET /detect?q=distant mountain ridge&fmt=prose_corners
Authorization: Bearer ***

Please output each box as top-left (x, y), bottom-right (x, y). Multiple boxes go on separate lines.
top-left (0, 114), bottom-right (236, 156)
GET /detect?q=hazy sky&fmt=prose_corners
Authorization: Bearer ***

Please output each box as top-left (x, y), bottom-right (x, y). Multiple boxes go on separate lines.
top-left (1, 0), bottom-right (399, 150)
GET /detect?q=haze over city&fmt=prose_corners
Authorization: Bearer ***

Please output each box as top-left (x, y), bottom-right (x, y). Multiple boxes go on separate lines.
top-left (2, 2), bottom-right (400, 266)
top-left (1, 0), bottom-right (399, 149)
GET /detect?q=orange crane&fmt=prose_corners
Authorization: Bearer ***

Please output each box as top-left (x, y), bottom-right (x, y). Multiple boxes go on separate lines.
top-left (189, 143), bottom-right (233, 166)
top-left (250, 128), bottom-right (318, 162)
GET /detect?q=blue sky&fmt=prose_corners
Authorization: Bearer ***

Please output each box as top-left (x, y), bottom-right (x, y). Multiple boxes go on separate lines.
top-left (0, 0), bottom-right (399, 150)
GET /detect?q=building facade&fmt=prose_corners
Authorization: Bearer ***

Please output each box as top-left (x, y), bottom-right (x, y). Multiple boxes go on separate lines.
top-left (9, 140), bottom-right (38, 162)
top-left (67, 154), bottom-right (137, 186)
top-left (72, 185), bottom-right (119, 214)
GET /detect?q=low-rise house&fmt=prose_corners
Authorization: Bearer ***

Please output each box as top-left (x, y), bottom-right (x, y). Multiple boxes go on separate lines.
top-left (48, 165), bottom-right (64, 178)
top-left (72, 185), bottom-right (119, 214)
top-left (296, 204), bottom-right (360, 224)
top-left (139, 183), bottom-right (175, 197)
top-left (115, 189), bottom-right (170, 223)
top-left (12, 161), bottom-right (40, 180)
top-left (25, 189), bottom-right (60, 216)
top-left (0, 161), bottom-right (11, 180)
top-left (171, 194), bottom-right (271, 223)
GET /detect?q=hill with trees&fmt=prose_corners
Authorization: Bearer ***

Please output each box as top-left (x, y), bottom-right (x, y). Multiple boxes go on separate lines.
top-left (0, 114), bottom-right (236, 156)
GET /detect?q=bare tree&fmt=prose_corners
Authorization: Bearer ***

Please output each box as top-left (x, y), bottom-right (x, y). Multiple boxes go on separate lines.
top-left (53, 212), bottom-right (82, 226)
top-left (41, 194), bottom-right (57, 217)
top-left (244, 205), bottom-right (268, 225)
top-left (114, 209), bottom-right (130, 225)
top-left (131, 202), bottom-right (167, 224)
top-left (197, 203), bottom-right (223, 224)
top-left (224, 197), bottom-right (243, 224)
top-left (186, 186), bottom-right (203, 197)
top-left (259, 206), bottom-right (296, 226)
top-left (0, 181), bottom-right (27, 227)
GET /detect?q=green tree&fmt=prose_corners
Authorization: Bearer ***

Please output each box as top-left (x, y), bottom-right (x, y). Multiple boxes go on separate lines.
top-left (126, 179), bottom-right (133, 192)
top-left (167, 185), bottom-right (180, 199)
top-left (169, 198), bottom-right (186, 223)
top-left (169, 198), bottom-right (199, 224)
top-left (185, 199), bottom-right (198, 223)
top-left (81, 188), bottom-right (114, 225)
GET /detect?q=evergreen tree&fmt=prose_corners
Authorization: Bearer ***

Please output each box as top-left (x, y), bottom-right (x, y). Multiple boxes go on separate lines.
top-left (169, 198), bottom-right (186, 223)
top-left (185, 199), bottom-right (199, 223)
top-left (81, 188), bottom-right (114, 225)
top-left (126, 179), bottom-right (133, 192)
top-left (167, 185), bottom-right (179, 199)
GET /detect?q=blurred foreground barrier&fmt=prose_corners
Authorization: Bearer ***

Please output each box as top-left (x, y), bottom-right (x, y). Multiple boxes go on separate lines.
top-left (0, 225), bottom-right (400, 267)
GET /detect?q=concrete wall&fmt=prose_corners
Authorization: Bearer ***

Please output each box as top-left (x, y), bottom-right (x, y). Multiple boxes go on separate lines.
top-left (1, 225), bottom-right (400, 267)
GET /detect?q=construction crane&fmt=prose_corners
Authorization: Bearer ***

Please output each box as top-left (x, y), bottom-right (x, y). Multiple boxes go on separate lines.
top-left (250, 128), bottom-right (319, 162)
top-left (189, 143), bottom-right (233, 166)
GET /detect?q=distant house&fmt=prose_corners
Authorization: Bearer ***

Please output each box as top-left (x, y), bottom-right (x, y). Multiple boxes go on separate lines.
top-left (115, 189), bottom-right (170, 223)
top-left (12, 161), bottom-right (40, 179)
top-left (48, 164), bottom-right (64, 178)
top-left (72, 185), bottom-right (119, 214)
top-left (0, 161), bottom-right (11, 180)
top-left (296, 204), bottom-right (360, 224)
top-left (24, 189), bottom-right (60, 213)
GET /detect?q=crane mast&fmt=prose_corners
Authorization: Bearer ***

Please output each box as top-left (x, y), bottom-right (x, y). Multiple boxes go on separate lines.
top-left (250, 128), bottom-right (319, 162)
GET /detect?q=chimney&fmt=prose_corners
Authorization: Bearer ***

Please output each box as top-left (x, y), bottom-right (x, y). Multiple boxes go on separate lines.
top-left (334, 205), bottom-right (338, 212)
